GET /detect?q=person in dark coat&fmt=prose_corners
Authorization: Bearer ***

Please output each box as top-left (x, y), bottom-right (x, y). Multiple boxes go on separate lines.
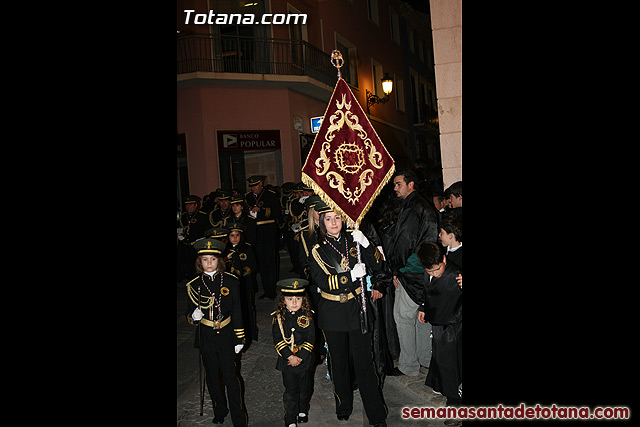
top-left (307, 206), bottom-right (388, 427)
top-left (228, 194), bottom-right (257, 247)
top-left (438, 217), bottom-right (462, 270)
top-left (210, 189), bottom-right (233, 228)
top-left (225, 222), bottom-right (259, 345)
top-left (271, 278), bottom-right (316, 427)
top-left (386, 169), bottom-right (439, 377)
top-left (178, 195), bottom-right (211, 280)
top-left (244, 175), bottom-right (282, 299)
top-left (417, 242), bottom-right (462, 420)
top-left (185, 238), bottom-right (248, 427)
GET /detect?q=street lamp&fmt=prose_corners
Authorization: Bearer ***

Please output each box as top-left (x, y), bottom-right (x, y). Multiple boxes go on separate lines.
top-left (366, 73), bottom-right (394, 114)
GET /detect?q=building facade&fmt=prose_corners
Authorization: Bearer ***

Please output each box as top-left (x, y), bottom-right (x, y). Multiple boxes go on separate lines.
top-left (177, 0), bottom-right (442, 200)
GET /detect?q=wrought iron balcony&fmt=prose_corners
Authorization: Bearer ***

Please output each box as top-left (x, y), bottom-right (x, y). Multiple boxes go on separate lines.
top-left (177, 34), bottom-right (338, 87)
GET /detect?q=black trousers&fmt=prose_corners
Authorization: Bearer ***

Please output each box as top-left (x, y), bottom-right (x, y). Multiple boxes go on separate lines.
top-left (425, 322), bottom-right (462, 404)
top-left (281, 368), bottom-right (311, 425)
top-left (323, 329), bottom-right (387, 425)
top-left (199, 326), bottom-right (248, 426)
top-left (255, 223), bottom-right (279, 297)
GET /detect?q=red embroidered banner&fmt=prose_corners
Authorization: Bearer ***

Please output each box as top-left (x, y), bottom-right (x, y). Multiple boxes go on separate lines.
top-left (301, 78), bottom-right (395, 227)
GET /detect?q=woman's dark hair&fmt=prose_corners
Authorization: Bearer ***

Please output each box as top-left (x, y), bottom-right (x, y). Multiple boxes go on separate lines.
top-left (316, 211), bottom-right (345, 242)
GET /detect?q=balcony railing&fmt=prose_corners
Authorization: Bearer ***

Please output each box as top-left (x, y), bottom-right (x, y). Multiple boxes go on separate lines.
top-left (178, 34), bottom-right (338, 87)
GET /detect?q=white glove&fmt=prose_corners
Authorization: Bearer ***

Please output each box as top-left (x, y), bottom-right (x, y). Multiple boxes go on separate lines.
top-left (191, 307), bottom-right (204, 322)
top-left (177, 234), bottom-right (185, 241)
top-left (350, 262), bottom-right (366, 281)
top-left (351, 230), bottom-right (370, 248)
top-left (291, 223), bottom-right (301, 233)
top-left (234, 344), bottom-right (244, 354)
top-left (299, 195), bottom-right (309, 204)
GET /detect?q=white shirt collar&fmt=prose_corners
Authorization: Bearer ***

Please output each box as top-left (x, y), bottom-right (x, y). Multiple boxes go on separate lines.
top-left (447, 242), bottom-right (462, 253)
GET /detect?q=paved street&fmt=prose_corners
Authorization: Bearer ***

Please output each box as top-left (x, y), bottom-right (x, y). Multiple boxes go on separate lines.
top-left (177, 251), bottom-right (446, 426)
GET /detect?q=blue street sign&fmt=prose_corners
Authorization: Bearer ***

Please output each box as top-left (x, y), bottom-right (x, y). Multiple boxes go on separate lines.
top-left (310, 116), bottom-right (323, 133)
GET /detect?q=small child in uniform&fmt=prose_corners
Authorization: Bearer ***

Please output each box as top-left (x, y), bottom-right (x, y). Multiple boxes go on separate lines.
top-left (272, 278), bottom-right (316, 427)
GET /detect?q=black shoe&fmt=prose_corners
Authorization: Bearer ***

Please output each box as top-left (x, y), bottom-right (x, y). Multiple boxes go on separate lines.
top-left (389, 367), bottom-right (405, 376)
top-left (337, 414), bottom-right (350, 421)
top-left (372, 422), bottom-right (387, 427)
top-left (298, 413), bottom-right (308, 423)
top-left (212, 416), bottom-right (224, 424)
top-left (444, 419), bottom-right (462, 426)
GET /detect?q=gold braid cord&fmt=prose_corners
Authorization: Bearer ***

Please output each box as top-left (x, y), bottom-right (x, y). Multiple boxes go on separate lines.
top-left (275, 314), bottom-right (296, 355)
top-left (186, 278), bottom-right (215, 310)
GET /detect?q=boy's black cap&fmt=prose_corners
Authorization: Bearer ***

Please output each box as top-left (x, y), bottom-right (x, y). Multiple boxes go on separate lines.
top-left (276, 278), bottom-right (309, 296)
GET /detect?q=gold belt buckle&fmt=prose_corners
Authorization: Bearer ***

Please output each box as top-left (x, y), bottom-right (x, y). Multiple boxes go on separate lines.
top-left (212, 320), bottom-right (221, 329)
top-left (339, 293), bottom-right (348, 303)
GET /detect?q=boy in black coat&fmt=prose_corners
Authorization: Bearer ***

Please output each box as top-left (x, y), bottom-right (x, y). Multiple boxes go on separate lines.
top-left (417, 242), bottom-right (462, 414)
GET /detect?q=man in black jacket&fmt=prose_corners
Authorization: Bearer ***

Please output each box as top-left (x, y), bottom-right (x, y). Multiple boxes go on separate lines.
top-left (244, 175), bottom-right (282, 299)
top-left (386, 169), bottom-right (439, 377)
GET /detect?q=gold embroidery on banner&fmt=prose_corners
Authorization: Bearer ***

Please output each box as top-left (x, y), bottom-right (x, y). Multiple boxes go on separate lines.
top-left (314, 94), bottom-right (384, 205)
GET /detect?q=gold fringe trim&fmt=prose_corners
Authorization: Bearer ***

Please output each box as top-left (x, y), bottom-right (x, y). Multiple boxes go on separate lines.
top-left (301, 159), bottom-right (394, 228)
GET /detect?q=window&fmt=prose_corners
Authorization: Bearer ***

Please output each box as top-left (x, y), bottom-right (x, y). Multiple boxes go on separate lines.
top-left (390, 7), bottom-right (400, 45)
top-left (395, 75), bottom-right (405, 112)
top-left (367, 0), bottom-right (379, 25)
top-left (408, 28), bottom-right (414, 53)
top-left (336, 34), bottom-right (358, 87)
top-left (371, 58), bottom-right (384, 97)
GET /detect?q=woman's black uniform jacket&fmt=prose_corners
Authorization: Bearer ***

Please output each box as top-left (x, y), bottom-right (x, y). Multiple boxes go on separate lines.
top-left (307, 231), bottom-right (382, 332)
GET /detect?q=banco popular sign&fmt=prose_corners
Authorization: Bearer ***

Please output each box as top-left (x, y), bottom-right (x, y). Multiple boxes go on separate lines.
top-left (217, 130), bottom-right (281, 151)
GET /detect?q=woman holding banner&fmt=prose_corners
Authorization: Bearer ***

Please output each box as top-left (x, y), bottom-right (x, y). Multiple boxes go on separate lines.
top-left (307, 201), bottom-right (388, 427)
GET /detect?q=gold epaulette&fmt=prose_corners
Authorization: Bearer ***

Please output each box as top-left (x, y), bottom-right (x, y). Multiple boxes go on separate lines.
top-left (185, 276), bottom-right (199, 288)
top-left (311, 244), bottom-right (333, 275)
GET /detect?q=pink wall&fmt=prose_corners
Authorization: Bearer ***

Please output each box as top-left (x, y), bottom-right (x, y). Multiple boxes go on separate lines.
top-left (178, 84), bottom-right (328, 196)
